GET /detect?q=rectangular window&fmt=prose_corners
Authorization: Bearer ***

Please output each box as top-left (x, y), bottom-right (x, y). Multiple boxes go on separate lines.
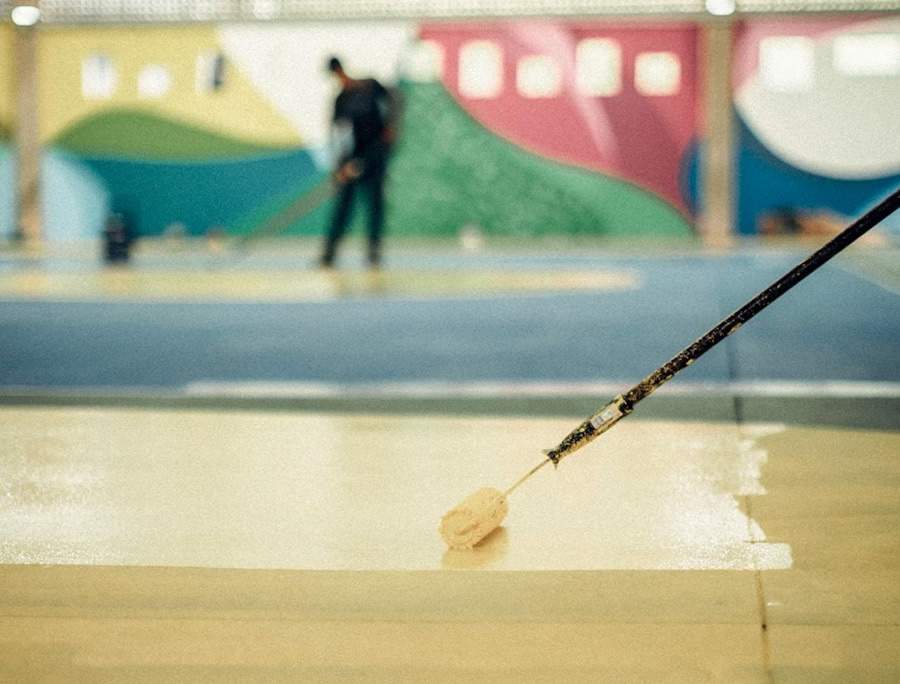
top-left (138, 65), bottom-right (172, 99)
top-left (635, 51), bottom-right (681, 96)
top-left (516, 55), bottom-right (561, 98)
top-left (575, 38), bottom-right (621, 97)
top-left (459, 40), bottom-right (503, 99)
top-left (833, 34), bottom-right (900, 76)
top-left (82, 54), bottom-right (117, 99)
top-left (759, 36), bottom-right (815, 92)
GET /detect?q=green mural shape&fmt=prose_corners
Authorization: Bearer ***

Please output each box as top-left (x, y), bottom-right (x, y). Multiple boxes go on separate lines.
top-left (247, 81), bottom-right (692, 239)
top-left (46, 84), bottom-right (693, 239)
top-left (54, 109), bottom-right (292, 160)
top-left (382, 81), bottom-right (692, 237)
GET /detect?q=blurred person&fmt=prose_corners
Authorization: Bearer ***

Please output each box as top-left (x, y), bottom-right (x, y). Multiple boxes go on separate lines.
top-left (319, 56), bottom-right (398, 269)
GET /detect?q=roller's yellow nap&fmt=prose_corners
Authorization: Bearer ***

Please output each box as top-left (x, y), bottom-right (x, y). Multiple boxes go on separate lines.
top-left (439, 487), bottom-right (508, 549)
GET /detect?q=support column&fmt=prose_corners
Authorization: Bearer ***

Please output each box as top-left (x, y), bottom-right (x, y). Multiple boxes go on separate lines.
top-left (13, 22), bottom-right (40, 243)
top-left (700, 19), bottom-right (735, 248)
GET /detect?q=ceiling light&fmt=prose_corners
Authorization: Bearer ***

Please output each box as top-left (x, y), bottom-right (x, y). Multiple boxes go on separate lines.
top-left (11, 5), bottom-right (41, 26)
top-left (706, 0), bottom-right (737, 15)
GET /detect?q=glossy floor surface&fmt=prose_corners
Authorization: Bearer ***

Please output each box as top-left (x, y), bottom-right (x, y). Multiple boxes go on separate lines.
top-left (1, 241), bottom-right (898, 681)
top-left (1, 404), bottom-right (897, 681)
top-left (1, 407), bottom-right (795, 571)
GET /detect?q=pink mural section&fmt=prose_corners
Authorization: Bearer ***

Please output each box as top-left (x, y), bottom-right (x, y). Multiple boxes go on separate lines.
top-left (419, 22), bottom-right (700, 216)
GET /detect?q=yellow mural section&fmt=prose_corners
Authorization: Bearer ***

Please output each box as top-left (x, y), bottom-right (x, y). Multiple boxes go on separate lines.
top-left (36, 25), bottom-right (301, 147)
top-left (0, 25), bottom-right (13, 136)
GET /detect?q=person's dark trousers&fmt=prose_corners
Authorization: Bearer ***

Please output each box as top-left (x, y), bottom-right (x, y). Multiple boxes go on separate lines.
top-left (321, 145), bottom-right (389, 267)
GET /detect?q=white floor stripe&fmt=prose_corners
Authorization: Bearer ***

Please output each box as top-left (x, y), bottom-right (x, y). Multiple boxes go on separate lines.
top-left (182, 379), bottom-right (900, 399)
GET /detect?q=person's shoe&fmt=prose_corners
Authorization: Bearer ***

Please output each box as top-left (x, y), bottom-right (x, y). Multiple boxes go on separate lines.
top-left (315, 255), bottom-right (335, 270)
top-left (367, 249), bottom-right (381, 270)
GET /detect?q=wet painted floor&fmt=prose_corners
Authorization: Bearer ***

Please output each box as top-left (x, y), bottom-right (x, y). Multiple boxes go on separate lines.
top-left (1, 407), bottom-right (794, 571)
top-left (1, 242), bottom-right (898, 680)
top-left (0, 404), bottom-right (897, 680)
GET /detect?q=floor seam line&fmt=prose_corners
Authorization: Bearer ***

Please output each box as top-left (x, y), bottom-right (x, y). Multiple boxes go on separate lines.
top-left (745, 492), bottom-right (774, 684)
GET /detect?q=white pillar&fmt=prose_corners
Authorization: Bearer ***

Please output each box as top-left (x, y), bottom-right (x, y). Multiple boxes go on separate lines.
top-left (700, 19), bottom-right (735, 248)
top-left (13, 22), bottom-right (40, 242)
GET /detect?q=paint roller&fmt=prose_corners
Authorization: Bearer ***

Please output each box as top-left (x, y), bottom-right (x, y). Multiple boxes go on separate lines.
top-left (440, 189), bottom-right (900, 549)
top-left (223, 161), bottom-right (363, 265)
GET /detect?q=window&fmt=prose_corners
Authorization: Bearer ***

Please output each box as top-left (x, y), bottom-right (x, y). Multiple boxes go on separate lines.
top-left (516, 55), bottom-right (561, 98)
top-left (459, 40), bottom-right (503, 99)
top-left (250, 0), bottom-right (277, 19)
top-left (759, 36), bottom-right (815, 92)
top-left (82, 54), bottom-right (117, 99)
top-left (833, 34), bottom-right (900, 76)
top-left (138, 64), bottom-right (172, 99)
top-left (196, 51), bottom-right (227, 93)
top-left (575, 38), bottom-right (621, 96)
top-left (635, 51), bottom-right (681, 96)
top-left (404, 39), bottom-right (444, 82)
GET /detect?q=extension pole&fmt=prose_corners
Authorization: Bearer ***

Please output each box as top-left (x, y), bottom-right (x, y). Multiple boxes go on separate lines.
top-left (440, 190), bottom-right (899, 549)
top-left (545, 189), bottom-right (900, 465)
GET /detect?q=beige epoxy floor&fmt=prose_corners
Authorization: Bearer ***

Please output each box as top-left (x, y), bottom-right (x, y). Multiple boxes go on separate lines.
top-left (1, 407), bottom-right (788, 571)
top-left (1, 406), bottom-right (898, 681)
top-left (0, 268), bottom-right (638, 302)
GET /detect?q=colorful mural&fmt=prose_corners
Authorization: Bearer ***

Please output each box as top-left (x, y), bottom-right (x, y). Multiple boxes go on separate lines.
top-left (420, 22), bottom-right (699, 218)
top-left (385, 80), bottom-right (689, 237)
top-left (731, 15), bottom-right (900, 234)
top-left (16, 16), bottom-right (898, 242)
top-left (36, 25), bottom-right (308, 240)
top-left (34, 21), bottom-right (697, 241)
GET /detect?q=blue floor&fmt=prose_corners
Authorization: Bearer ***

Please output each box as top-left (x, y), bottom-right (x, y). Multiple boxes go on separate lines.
top-left (0, 252), bottom-right (898, 391)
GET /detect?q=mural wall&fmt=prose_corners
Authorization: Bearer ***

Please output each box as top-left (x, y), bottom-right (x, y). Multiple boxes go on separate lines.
top-left (23, 16), bottom-right (900, 242)
top-left (35, 20), bottom-right (698, 241)
top-left (0, 24), bottom-right (14, 238)
top-left (730, 15), bottom-right (900, 235)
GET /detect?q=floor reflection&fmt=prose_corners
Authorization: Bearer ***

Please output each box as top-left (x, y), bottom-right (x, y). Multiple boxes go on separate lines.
top-left (441, 527), bottom-right (509, 570)
top-left (0, 267), bottom-right (637, 302)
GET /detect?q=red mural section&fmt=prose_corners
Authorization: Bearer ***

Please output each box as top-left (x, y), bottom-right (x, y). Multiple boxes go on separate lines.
top-left (419, 22), bottom-right (700, 215)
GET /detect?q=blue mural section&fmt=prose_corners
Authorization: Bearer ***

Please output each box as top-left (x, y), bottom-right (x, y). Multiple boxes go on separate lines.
top-left (683, 116), bottom-right (900, 236)
top-left (734, 116), bottom-right (900, 236)
top-left (71, 148), bottom-right (322, 238)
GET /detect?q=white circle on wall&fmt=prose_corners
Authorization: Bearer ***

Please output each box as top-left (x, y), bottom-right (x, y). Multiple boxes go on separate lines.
top-left (138, 65), bottom-right (172, 99)
top-left (735, 16), bottom-right (900, 179)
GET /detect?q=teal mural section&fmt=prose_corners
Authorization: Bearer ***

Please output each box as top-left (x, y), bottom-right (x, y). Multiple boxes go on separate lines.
top-left (73, 148), bottom-right (321, 237)
top-left (46, 109), bottom-right (321, 239)
top-left (44, 82), bottom-right (692, 241)
top-left (0, 145), bottom-right (13, 239)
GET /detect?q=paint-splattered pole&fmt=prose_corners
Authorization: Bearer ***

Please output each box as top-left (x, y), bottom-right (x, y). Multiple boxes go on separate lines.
top-left (545, 188), bottom-right (900, 465)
